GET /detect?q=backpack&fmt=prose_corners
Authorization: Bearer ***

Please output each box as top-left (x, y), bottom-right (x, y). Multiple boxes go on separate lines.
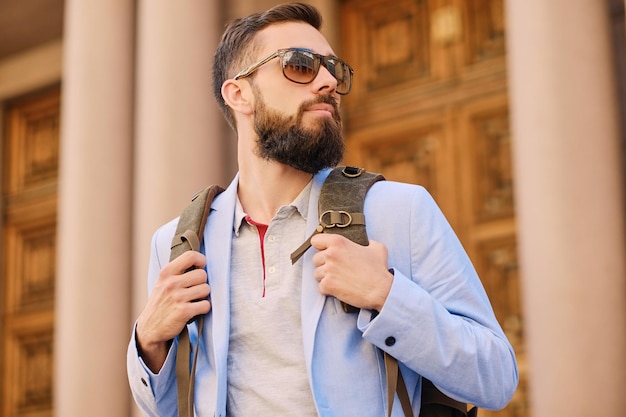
top-left (170, 166), bottom-right (478, 417)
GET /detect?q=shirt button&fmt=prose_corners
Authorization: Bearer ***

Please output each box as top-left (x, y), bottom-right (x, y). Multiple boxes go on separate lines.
top-left (268, 266), bottom-right (276, 274)
top-left (268, 235), bottom-right (276, 242)
top-left (385, 336), bottom-right (396, 347)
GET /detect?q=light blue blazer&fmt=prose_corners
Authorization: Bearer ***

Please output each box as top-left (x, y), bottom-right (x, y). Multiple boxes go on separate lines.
top-left (127, 168), bottom-right (518, 417)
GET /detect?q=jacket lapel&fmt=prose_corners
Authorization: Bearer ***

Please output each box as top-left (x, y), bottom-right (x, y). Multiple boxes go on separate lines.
top-left (203, 175), bottom-right (238, 413)
top-left (300, 169), bottom-right (332, 374)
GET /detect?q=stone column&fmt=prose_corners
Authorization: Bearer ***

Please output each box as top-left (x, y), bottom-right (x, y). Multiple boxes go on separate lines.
top-left (505, 1), bottom-right (626, 416)
top-left (131, 0), bottom-right (231, 394)
top-left (56, 1), bottom-right (134, 416)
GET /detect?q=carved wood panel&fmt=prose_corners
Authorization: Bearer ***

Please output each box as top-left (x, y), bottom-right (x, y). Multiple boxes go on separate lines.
top-left (4, 92), bottom-right (60, 195)
top-left (462, 0), bottom-right (506, 64)
top-left (473, 237), bottom-right (528, 417)
top-left (3, 315), bottom-right (54, 417)
top-left (457, 95), bottom-right (514, 225)
top-left (341, 1), bottom-right (526, 416)
top-left (2, 87), bottom-right (59, 417)
top-left (341, 0), bottom-right (431, 96)
top-left (344, 111), bottom-right (458, 224)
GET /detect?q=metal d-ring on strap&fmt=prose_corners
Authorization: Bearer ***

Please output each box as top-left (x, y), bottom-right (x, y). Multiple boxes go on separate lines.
top-left (319, 209), bottom-right (353, 228)
top-left (290, 209), bottom-right (365, 264)
top-left (341, 165), bottom-right (364, 177)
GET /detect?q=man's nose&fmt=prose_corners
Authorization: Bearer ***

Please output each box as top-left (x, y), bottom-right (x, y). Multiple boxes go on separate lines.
top-left (311, 64), bottom-right (338, 94)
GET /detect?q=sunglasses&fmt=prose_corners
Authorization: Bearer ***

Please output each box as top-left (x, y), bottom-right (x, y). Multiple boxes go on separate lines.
top-left (233, 48), bottom-right (354, 95)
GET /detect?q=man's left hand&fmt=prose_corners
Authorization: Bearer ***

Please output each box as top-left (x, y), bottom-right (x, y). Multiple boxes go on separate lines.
top-left (311, 233), bottom-right (393, 312)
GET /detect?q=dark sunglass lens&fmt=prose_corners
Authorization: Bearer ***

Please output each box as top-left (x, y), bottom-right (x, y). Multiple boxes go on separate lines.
top-left (325, 59), bottom-right (341, 80)
top-left (282, 50), bottom-right (318, 83)
top-left (328, 60), bottom-right (352, 94)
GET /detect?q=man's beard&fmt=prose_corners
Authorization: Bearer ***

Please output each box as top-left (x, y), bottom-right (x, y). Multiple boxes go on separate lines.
top-left (253, 92), bottom-right (345, 174)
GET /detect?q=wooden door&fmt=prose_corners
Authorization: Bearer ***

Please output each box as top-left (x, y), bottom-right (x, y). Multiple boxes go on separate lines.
top-left (1, 87), bottom-right (60, 417)
top-left (340, 1), bottom-right (527, 415)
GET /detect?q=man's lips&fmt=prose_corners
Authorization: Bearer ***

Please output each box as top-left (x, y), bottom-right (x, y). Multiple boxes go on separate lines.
top-left (306, 103), bottom-right (335, 117)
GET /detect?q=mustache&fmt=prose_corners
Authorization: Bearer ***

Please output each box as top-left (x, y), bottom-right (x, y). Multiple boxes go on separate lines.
top-left (298, 95), bottom-right (341, 121)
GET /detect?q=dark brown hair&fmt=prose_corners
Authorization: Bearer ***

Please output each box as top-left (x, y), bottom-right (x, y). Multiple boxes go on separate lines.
top-left (212, 2), bottom-right (323, 130)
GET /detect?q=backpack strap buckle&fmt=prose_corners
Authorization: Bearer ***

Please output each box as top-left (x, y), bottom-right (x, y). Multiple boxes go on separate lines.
top-left (319, 210), bottom-right (353, 228)
top-left (341, 166), bottom-right (364, 177)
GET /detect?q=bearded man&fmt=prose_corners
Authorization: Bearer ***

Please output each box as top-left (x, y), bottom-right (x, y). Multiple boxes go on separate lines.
top-left (127, 3), bottom-right (518, 417)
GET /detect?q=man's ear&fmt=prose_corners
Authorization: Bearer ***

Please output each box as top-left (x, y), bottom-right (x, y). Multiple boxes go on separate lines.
top-left (222, 79), bottom-right (254, 116)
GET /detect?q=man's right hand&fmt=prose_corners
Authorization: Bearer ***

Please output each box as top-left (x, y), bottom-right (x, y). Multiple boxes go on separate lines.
top-left (135, 250), bottom-right (211, 373)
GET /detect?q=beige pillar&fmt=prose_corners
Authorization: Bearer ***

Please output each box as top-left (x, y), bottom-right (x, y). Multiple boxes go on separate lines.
top-left (56, 1), bottom-right (134, 417)
top-left (131, 0), bottom-right (231, 393)
top-left (506, 1), bottom-right (626, 416)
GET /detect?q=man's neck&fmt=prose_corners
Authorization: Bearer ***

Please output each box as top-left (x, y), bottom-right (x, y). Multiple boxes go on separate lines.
top-left (237, 162), bottom-right (313, 224)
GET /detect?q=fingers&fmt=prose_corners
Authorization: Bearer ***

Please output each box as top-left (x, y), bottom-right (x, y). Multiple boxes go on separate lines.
top-left (158, 250), bottom-right (209, 289)
top-left (135, 250), bottom-right (212, 372)
top-left (310, 234), bottom-right (392, 311)
top-left (311, 234), bottom-right (387, 267)
top-left (183, 280), bottom-right (212, 305)
top-left (139, 252), bottom-right (211, 337)
top-left (310, 232), bottom-right (344, 251)
top-left (178, 297), bottom-right (212, 321)
top-left (310, 233), bottom-right (349, 267)
top-left (166, 250), bottom-right (207, 275)
top-left (156, 252), bottom-right (211, 305)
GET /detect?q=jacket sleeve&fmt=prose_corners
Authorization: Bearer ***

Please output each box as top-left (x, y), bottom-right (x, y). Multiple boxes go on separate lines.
top-left (357, 182), bottom-right (519, 410)
top-left (127, 220), bottom-right (181, 417)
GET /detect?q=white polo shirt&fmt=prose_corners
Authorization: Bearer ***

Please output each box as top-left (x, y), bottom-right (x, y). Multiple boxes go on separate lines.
top-left (227, 180), bottom-right (318, 417)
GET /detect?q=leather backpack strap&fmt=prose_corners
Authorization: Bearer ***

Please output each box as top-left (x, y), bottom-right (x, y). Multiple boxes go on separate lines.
top-left (317, 166), bottom-right (384, 245)
top-left (318, 166), bottom-right (385, 313)
top-left (385, 352), bottom-right (414, 417)
top-left (170, 185), bottom-right (224, 260)
top-left (290, 166), bottom-right (384, 266)
top-left (419, 378), bottom-right (475, 417)
top-left (169, 185), bottom-right (224, 417)
top-left (175, 316), bottom-right (204, 417)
